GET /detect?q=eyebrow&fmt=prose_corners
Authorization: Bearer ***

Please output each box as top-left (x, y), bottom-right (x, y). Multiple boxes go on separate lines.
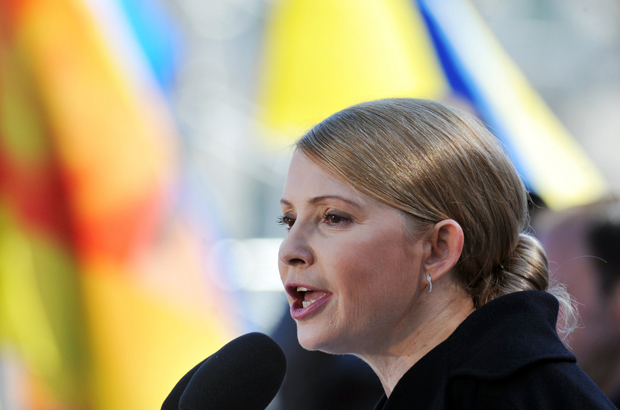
top-left (280, 195), bottom-right (363, 209)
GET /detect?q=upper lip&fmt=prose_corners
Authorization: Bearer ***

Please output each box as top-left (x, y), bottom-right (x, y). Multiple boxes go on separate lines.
top-left (285, 281), bottom-right (329, 301)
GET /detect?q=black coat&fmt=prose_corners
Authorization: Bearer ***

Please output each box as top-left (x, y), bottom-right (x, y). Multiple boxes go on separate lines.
top-left (373, 291), bottom-right (618, 410)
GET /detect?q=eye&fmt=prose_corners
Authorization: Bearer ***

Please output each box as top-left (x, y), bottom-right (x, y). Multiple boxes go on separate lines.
top-left (277, 215), bottom-right (295, 229)
top-left (322, 212), bottom-right (350, 226)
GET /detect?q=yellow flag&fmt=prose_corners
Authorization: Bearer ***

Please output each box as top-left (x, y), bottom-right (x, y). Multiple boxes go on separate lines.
top-left (257, 0), bottom-right (446, 144)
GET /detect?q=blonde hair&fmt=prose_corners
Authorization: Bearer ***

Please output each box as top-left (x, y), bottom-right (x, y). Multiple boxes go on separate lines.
top-left (296, 98), bottom-right (575, 330)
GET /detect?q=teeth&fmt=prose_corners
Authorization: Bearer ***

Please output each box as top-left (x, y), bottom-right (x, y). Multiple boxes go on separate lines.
top-left (297, 286), bottom-right (309, 292)
top-left (302, 299), bottom-right (316, 308)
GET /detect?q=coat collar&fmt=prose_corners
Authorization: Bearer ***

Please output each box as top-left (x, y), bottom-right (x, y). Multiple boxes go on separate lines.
top-left (374, 291), bottom-right (576, 410)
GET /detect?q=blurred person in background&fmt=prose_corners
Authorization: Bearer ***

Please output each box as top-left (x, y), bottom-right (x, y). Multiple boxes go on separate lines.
top-left (538, 197), bottom-right (620, 407)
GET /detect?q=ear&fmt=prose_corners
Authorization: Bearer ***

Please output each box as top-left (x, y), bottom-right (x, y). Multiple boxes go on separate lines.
top-left (423, 219), bottom-right (464, 283)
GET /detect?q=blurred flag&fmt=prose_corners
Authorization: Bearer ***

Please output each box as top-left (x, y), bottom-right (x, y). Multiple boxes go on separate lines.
top-left (258, 0), bottom-right (447, 140)
top-left (257, 0), bottom-right (607, 210)
top-left (0, 0), bottom-right (239, 409)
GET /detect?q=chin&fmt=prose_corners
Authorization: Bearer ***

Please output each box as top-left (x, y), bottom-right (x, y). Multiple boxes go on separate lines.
top-left (296, 325), bottom-right (350, 355)
top-left (296, 327), bottom-right (324, 352)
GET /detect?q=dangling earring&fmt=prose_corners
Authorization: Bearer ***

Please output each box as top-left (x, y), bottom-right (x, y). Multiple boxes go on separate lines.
top-left (427, 274), bottom-right (433, 293)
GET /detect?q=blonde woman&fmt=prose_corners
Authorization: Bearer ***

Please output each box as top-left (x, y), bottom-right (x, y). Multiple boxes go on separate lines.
top-left (277, 99), bottom-right (616, 409)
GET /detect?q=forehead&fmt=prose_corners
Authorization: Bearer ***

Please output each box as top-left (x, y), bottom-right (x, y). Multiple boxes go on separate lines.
top-left (282, 151), bottom-right (362, 201)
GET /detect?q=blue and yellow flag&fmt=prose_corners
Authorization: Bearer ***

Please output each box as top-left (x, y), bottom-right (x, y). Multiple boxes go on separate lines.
top-left (257, 0), bottom-right (607, 210)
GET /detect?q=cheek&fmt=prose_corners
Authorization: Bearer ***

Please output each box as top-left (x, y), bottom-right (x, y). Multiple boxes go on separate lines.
top-left (330, 235), bottom-right (415, 309)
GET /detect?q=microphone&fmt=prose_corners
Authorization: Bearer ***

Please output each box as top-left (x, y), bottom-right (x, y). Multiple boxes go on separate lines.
top-left (162, 332), bottom-right (287, 410)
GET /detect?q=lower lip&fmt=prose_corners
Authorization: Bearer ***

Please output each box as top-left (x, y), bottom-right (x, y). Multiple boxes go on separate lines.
top-left (290, 294), bottom-right (332, 320)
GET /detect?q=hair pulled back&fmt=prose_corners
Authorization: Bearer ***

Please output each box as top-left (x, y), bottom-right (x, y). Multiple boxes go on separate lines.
top-left (296, 99), bottom-right (562, 311)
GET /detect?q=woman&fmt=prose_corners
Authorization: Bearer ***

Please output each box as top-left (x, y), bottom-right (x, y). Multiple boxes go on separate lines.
top-left (277, 99), bottom-right (617, 409)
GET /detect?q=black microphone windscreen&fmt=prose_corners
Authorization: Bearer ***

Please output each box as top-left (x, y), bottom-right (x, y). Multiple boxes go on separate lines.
top-left (163, 332), bottom-right (287, 410)
top-left (161, 358), bottom-right (206, 410)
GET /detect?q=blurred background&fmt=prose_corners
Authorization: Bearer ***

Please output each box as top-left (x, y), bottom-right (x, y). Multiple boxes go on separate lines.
top-left (0, 0), bottom-right (619, 409)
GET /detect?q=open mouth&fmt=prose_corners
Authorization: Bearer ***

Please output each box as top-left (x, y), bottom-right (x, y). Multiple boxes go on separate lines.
top-left (286, 284), bottom-right (331, 317)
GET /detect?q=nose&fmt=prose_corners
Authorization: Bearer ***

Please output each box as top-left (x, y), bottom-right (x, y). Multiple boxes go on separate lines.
top-left (278, 225), bottom-right (314, 267)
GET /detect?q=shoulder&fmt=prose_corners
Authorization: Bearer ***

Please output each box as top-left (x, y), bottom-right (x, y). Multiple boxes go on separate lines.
top-left (447, 360), bottom-right (618, 410)
top-left (444, 292), bottom-right (616, 409)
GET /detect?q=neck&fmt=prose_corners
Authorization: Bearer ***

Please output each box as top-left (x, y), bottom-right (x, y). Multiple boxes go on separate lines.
top-left (358, 287), bottom-right (474, 396)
